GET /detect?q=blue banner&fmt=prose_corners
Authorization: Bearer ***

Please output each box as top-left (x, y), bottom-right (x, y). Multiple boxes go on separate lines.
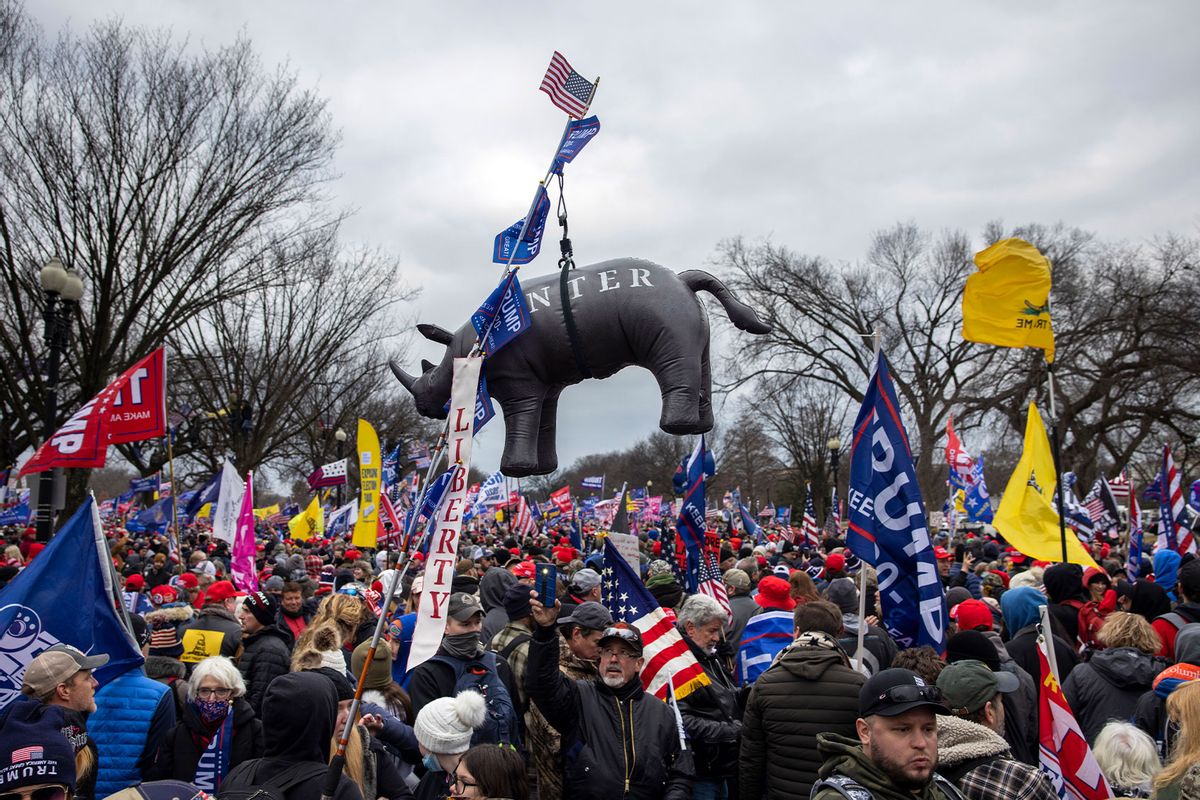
top-left (492, 185), bottom-right (550, 266)
top-left (551, 115), bottom-right (601, 174)
top-left (182, 472), bottom-right (220, 524)
top-left (472, 272), bottom-right (532, 357)
top-left (738, 503), bottom-right (765, 545)
top-left (0, 500), bottom-right (31, 526)
top-left (0, 498), bottom-right (143, 707)
top-left (846, 351), bottom-right (946, 653)
top-left (129, 473), bottom-right (161, 494)
top-left (125, 496), bottom-right (174, 533)
top-left (675, 436), bottom-right (713, 592)
top-left (963, 455), bottom-right (993, 523)
top-left (582, 475), bottom-right (604, 490)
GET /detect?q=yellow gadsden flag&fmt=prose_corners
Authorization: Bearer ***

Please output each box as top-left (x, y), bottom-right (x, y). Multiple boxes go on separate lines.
top-left (253, 503), bottom-right (281, 520)
top-left (962, 238), bottom-right (1055, 363)
top-left (287, 496), bottom-right (324, 541)
top-left (352, 418), bottom-right (381, 548)
top-left (993, 402), bottom-right (1097, 568)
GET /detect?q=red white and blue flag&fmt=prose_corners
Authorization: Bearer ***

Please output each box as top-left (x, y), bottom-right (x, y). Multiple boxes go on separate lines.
top-left (549, 485), bottom-right (573, 515)
top-left (1155, 445), bottom-right (1195, 555)
top-left (1126, 486), bottom-right (1143, 582)
top-left (696, 550), bottom-right (731, 622)
top-left (1038, 637), bottom-right (1112, 799)
top-left (801, 483), bottom-right (820, 547)
top-left (307, 458), bottom-right (347, 491)
top-left (539, 51), bottom-right (594, 118)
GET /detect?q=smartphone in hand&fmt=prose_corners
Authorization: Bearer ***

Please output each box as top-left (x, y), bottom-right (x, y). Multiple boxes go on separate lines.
top-left (536, 564), bottom-right (557, 608)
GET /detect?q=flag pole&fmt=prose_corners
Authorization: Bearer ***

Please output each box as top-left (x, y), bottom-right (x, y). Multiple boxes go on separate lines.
top-left (1045, 361), bottom-right (1069, 563)
top-left (166, 432), bottom-right (181, 571)
top-left (855, 327), bottom-right (881, 672)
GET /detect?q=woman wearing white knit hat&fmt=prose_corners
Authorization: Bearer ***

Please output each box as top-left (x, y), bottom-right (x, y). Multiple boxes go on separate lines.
top-left (412, 689), bottom-right (487, 800)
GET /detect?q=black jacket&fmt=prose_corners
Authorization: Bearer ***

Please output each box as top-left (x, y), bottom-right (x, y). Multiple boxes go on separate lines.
top-left (180, 605), bottom-right (243, 660)
top-left (407, 642), bottom-right (519, 716)
top-left (221, 672), bottom-right (362, 800)
top-left (239, 624), bottom-right (294, 716)
top-left (145, 697), bottom-right (263, 783)
top-left (1062, 646), bottom-right (1167, 743)
top-left (676, 632), bottom-right (740, 782)
top-left (739, 640), bottom-right (864, 800)
top-left (526, 623), bottom-right (693, 800)
top-left (1005, 624), bottom-right (1078, 686)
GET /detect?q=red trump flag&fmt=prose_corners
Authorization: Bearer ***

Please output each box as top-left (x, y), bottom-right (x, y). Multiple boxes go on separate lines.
top-left (19, 348), bottom-right (167, 476)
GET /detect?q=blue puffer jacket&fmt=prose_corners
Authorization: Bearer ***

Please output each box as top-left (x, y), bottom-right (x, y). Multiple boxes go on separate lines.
top-left (90, 668), bottom-right (174, 797)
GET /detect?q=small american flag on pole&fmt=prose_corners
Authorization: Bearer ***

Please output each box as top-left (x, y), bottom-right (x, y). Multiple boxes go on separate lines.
top-left (539, 51), bottom-right (594, 118)
top-left (801, 483), bottom-right (821, 547)
top-left (697, 550), bottom-right (732, 622)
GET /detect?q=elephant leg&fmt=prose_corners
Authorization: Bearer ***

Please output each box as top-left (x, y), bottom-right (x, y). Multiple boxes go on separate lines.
top-left (498, 392), bottom-right (544, 478)
top-left (697, 341), bottom-right (714, 431)
top-left (651, 354), bottom-right (703, 434)
top-left (534, 390), bottom-right (562, 474)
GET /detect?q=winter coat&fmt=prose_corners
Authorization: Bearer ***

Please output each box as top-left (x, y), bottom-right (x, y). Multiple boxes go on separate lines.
top-left (1151, 602), bottom-right (1200, 660)
top-left (739, 640), bottom-right (863, 800)
top-left (526, 624), bottom-right (693, 800)
top-left (935, 714), bottom-right (1057, 800)
top-left (726, 594), bottom-right (760, 648)
top-left (145, 697), bottom-right (263, 785)
top-left (91, 668), bottom-right (176, 797)
top-left (144, 603), bottom-right (195, 658)
top-left (221, 672), bottom-right (362, 800)
top-left (179, 604), bottom-right (243, 660)
top-left (1005, 624), bottom-right (1078, 686)
top-left (811, 733), bottom-right (960, 800)
top-left (238, 624), bottom-right (295, 716)
top-left (526, 636), bottom-right (600, 800)
top-left (479, 567), bottom-right (517, 645)
top-left (1132, 625), bottom-right (1200, 759)
top-left (1062, 646), bottom-right (1168, 743)
top-left (980, 629), bottom-right (1039, 765)
top-left (677, 632), bottom-right (740, 783)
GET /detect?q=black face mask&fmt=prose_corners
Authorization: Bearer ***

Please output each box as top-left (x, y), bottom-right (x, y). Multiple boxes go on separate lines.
top-left (442, 631), bottom-right (483, 659)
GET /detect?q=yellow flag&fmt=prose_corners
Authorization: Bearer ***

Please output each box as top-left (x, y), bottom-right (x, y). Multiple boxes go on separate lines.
top-left (953, 490), bottom-right (967, 514)
top-left (962, 238), bottom-right (1055, 363)
top-left (287, 496), bottom-right (324, 541)
top-left (197, 502), bottom-right (212, 519)
top-left (253, 503), bottom-right (280, 520)
top-left (353, 419), bottom-right (381, 548)
top-left (993, 403), bottom-right (1097, 568)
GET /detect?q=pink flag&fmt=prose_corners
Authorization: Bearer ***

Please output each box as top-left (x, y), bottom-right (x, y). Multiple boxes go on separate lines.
top-left (231, 471), bottom-right (259, 592)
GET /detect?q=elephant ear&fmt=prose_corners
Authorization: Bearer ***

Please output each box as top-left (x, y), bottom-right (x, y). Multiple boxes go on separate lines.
top-left (417, 323), bottom-right (453, 345)
top-left (420, 359), bottom-right (436, 374)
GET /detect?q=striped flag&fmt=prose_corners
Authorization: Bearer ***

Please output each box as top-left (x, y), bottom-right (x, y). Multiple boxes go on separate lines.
top-left (1082, 477), bottom-right (1121, 538)
top-left (601, 538), bottom-right (709, 701)
top-left (1126, 486), bottom-right (1143, 582)
top-left (1037, 636), bottom-right (1112, 799)
top-left (1108, 470), bottom-right (1130, 502)
top-left (1155, 445), bottom-right (1196, 555)
top-left (307, 458), bottom-right (348, 491)
top-left (539, 51), bottom-right (595, 118)
top-left (801, 483), bottom-right (821, 547)
top-left (735, 610), bottom-right (795, 685)
top-left (697, 551), bottom-right (731, 622)
top-left (513, 495), bottom-right (536, 537)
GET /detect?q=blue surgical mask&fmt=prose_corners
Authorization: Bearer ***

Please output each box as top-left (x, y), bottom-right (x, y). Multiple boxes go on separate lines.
top-left (422, 753), bottom-right (443, 773)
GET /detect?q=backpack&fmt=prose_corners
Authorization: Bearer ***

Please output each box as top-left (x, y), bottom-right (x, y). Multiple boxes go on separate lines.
top-left (430, 652), bottom-right (522, 748)
top-left (811, 772), bottom-right (967, 800)
top-left (1156, 606), bottom-right (1200, 634)
top-left (1062, 598), bottom-right (1105, 650)
top-left (218, 759), bottom-right (327, 800)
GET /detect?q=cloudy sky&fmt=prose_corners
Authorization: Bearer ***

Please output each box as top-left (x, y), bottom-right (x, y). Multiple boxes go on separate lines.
top-left (33, 2), bottom-right (1200, 475)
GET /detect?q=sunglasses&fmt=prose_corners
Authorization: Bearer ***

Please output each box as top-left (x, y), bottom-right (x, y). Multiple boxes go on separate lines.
top-left (1, 786), bottom-right (70, 800)
top-left (601, 626), bottom-right (639, 643)
top-left (875, 684), bottom-right (944, 705)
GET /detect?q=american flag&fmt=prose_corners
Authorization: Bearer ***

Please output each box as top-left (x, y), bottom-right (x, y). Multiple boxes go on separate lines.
top-left (11, 746), bottom-right (43, 762)
top-left (1109, 470), bottom-right (1130, 502)
top-left (601, 539), bottom-right (710, 701)
top-left (539, 51), bottom-right (594, 118)
top-left (1156, 445), bottom-right (1196, 555)
top-left (513, 495), bottom-right (536, 537)
top-left (697, 550), bottom-right (731, 622)
top-left (1126, 485), bottom-right (1143, 582)
top-left (1083, 477), bottom-right (1120, 538)
top-left (824, 484), bottom-right (841, 536)
top-left (801, 483), bottom-right (820, 547)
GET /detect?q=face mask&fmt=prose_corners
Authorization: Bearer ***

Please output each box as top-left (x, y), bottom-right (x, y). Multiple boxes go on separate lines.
top-left (422, 753), bottom-right (443, 773)
top-left (443, 631), bottom-right (482, 659)
top-left (195, 698), bottom-right (230, 723)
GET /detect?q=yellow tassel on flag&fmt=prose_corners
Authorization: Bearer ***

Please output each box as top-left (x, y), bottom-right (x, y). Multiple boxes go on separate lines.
top-left (993, 403), bottom-right (1097, 567)
top-left (962, 238), bottom-right (1055, 363)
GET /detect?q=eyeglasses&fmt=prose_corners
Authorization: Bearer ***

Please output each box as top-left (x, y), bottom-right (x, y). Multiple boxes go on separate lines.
top-left (599, 647), bottom-right (637, 661)
top-left (875, 684), bottom-right (944, 705)
top-left (451, 773), bottom-right (479, 793)
top-left (196, 687), bottom-right (233, 699)
top-left (0, 786), bottom-right (70, 800)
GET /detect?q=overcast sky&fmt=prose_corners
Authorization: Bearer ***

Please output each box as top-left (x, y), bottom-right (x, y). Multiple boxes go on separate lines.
top-left (33, 2), bottom-right (1200, 476)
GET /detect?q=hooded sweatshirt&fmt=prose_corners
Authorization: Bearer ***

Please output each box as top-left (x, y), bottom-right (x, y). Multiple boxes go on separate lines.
top-left (811, 733), bottom-right (958, 800)
top-left (478, 567), bottom-right (516, 646)
top-left (221, 671), bottom-right (362, 800)
top-left (1134, 625), bottom-right (1200, 759)
top-left (1001, 586), bottom-right (1079, 686)
top-left (1062, 646), bottom-right (1167, 743)
top-left (1153, 550), bottom-right (1182, 600)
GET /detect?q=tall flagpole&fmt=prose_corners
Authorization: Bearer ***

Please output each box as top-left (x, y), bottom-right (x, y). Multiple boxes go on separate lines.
top-left (855, 328), bottom-right (881, 673)
top-left (1045, 362), bottom-right (1069, 563)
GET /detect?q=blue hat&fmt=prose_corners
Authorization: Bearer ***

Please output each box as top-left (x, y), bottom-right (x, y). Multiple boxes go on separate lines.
top-left (0, 697), bottom-right (76, 792)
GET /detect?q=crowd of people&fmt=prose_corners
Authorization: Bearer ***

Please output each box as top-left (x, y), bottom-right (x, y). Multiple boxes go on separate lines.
top-left (2, 516), bottom-right (1200, 800)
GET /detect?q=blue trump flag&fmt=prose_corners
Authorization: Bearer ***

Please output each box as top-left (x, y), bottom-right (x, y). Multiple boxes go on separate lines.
top-left (963, 456), bottom-right (993, 523)
top-left (492, 185), bottom-right (551, 266)
top-left (125, 495), bottom-right (174, 533)
top-left (472, 272), bottom-right (532, 357)
top-left (182, 471), bottom-right (221, 524)
top-left (0, 498), bottom-right (142, 707)
top-left (675, 435), bottom-right (714, 592)
top-left (846, 351), bottom-right (946, 653)
top-left (738, 502), bottom-right (765, 545)
top-left (551, 115), bottom-right (601, 174)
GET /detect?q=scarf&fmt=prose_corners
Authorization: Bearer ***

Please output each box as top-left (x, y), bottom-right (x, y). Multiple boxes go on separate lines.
top-left (192, 708), bottom-right (235, 792)
top-left (794, 631), bottom-right (844, 652)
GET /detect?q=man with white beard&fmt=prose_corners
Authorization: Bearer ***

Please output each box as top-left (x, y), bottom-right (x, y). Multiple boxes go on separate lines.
top-left (526, 593), bottom-right (694, 800)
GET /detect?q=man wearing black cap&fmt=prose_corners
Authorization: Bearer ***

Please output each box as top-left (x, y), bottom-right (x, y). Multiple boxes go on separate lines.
top-left (934, 660), bottom-right (1055, 799)
top-left (238, 591), bottom-right (294, 716)
top-left (528, 596), bottom-right (692, 800)
top-left (812, 668), bottom-right (964, 800)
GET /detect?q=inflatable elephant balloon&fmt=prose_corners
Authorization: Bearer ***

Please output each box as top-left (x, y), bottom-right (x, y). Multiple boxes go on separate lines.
top-left (391, 258), bottom-right (771, 477)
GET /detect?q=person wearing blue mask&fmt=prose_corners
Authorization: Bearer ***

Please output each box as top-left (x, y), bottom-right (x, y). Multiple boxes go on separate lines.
top-left (411, 690), bottom-right (487, 800)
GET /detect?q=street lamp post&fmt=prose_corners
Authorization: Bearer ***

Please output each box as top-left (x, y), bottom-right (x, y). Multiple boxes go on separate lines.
top-left (36, 258), bottom-right (84, 542)
top-left (827, 435), bottom-right (842, 527)
top-left (335, 427), bottom-right (348, 507)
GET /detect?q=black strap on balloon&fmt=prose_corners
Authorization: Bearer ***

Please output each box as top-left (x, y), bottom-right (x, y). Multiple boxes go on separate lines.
top-left (557, 173), bottom-right (591, 379)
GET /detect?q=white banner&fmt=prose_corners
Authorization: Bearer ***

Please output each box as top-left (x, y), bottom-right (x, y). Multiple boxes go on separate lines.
top-left (608, 532), bottom-right (640, 573)
top-left (211, 458), bottom-right (243, 545)
top-left (407, 356), bottom-right (481, 671)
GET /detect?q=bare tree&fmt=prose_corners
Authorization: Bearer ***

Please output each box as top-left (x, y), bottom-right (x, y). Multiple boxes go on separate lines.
top-left (0, 6), bottom-right (339, 491)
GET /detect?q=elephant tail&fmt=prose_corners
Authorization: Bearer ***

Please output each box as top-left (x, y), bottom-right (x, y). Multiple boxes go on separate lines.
top-left (679, 270), bottom-right (772, 334)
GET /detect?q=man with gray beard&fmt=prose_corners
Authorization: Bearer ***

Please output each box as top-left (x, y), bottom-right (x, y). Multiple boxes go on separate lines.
top-left (526, 593), bottom-right (693, 800)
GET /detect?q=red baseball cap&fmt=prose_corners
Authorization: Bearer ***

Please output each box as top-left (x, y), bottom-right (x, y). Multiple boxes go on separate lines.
top-left (511, 561), bottom-right (536, 579)
top-left (950, 599), bottom-right (993, 632)
top-left (176, 573), bottom-right (199, 589)
top-left (125, 574), bottom-right (145, 591)
top-left (205, 580), bottom-right (245, 603)
top-left (824, 553), bottom-right (846, 573)
top-left (934, 546), bottom-right (953, 560)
